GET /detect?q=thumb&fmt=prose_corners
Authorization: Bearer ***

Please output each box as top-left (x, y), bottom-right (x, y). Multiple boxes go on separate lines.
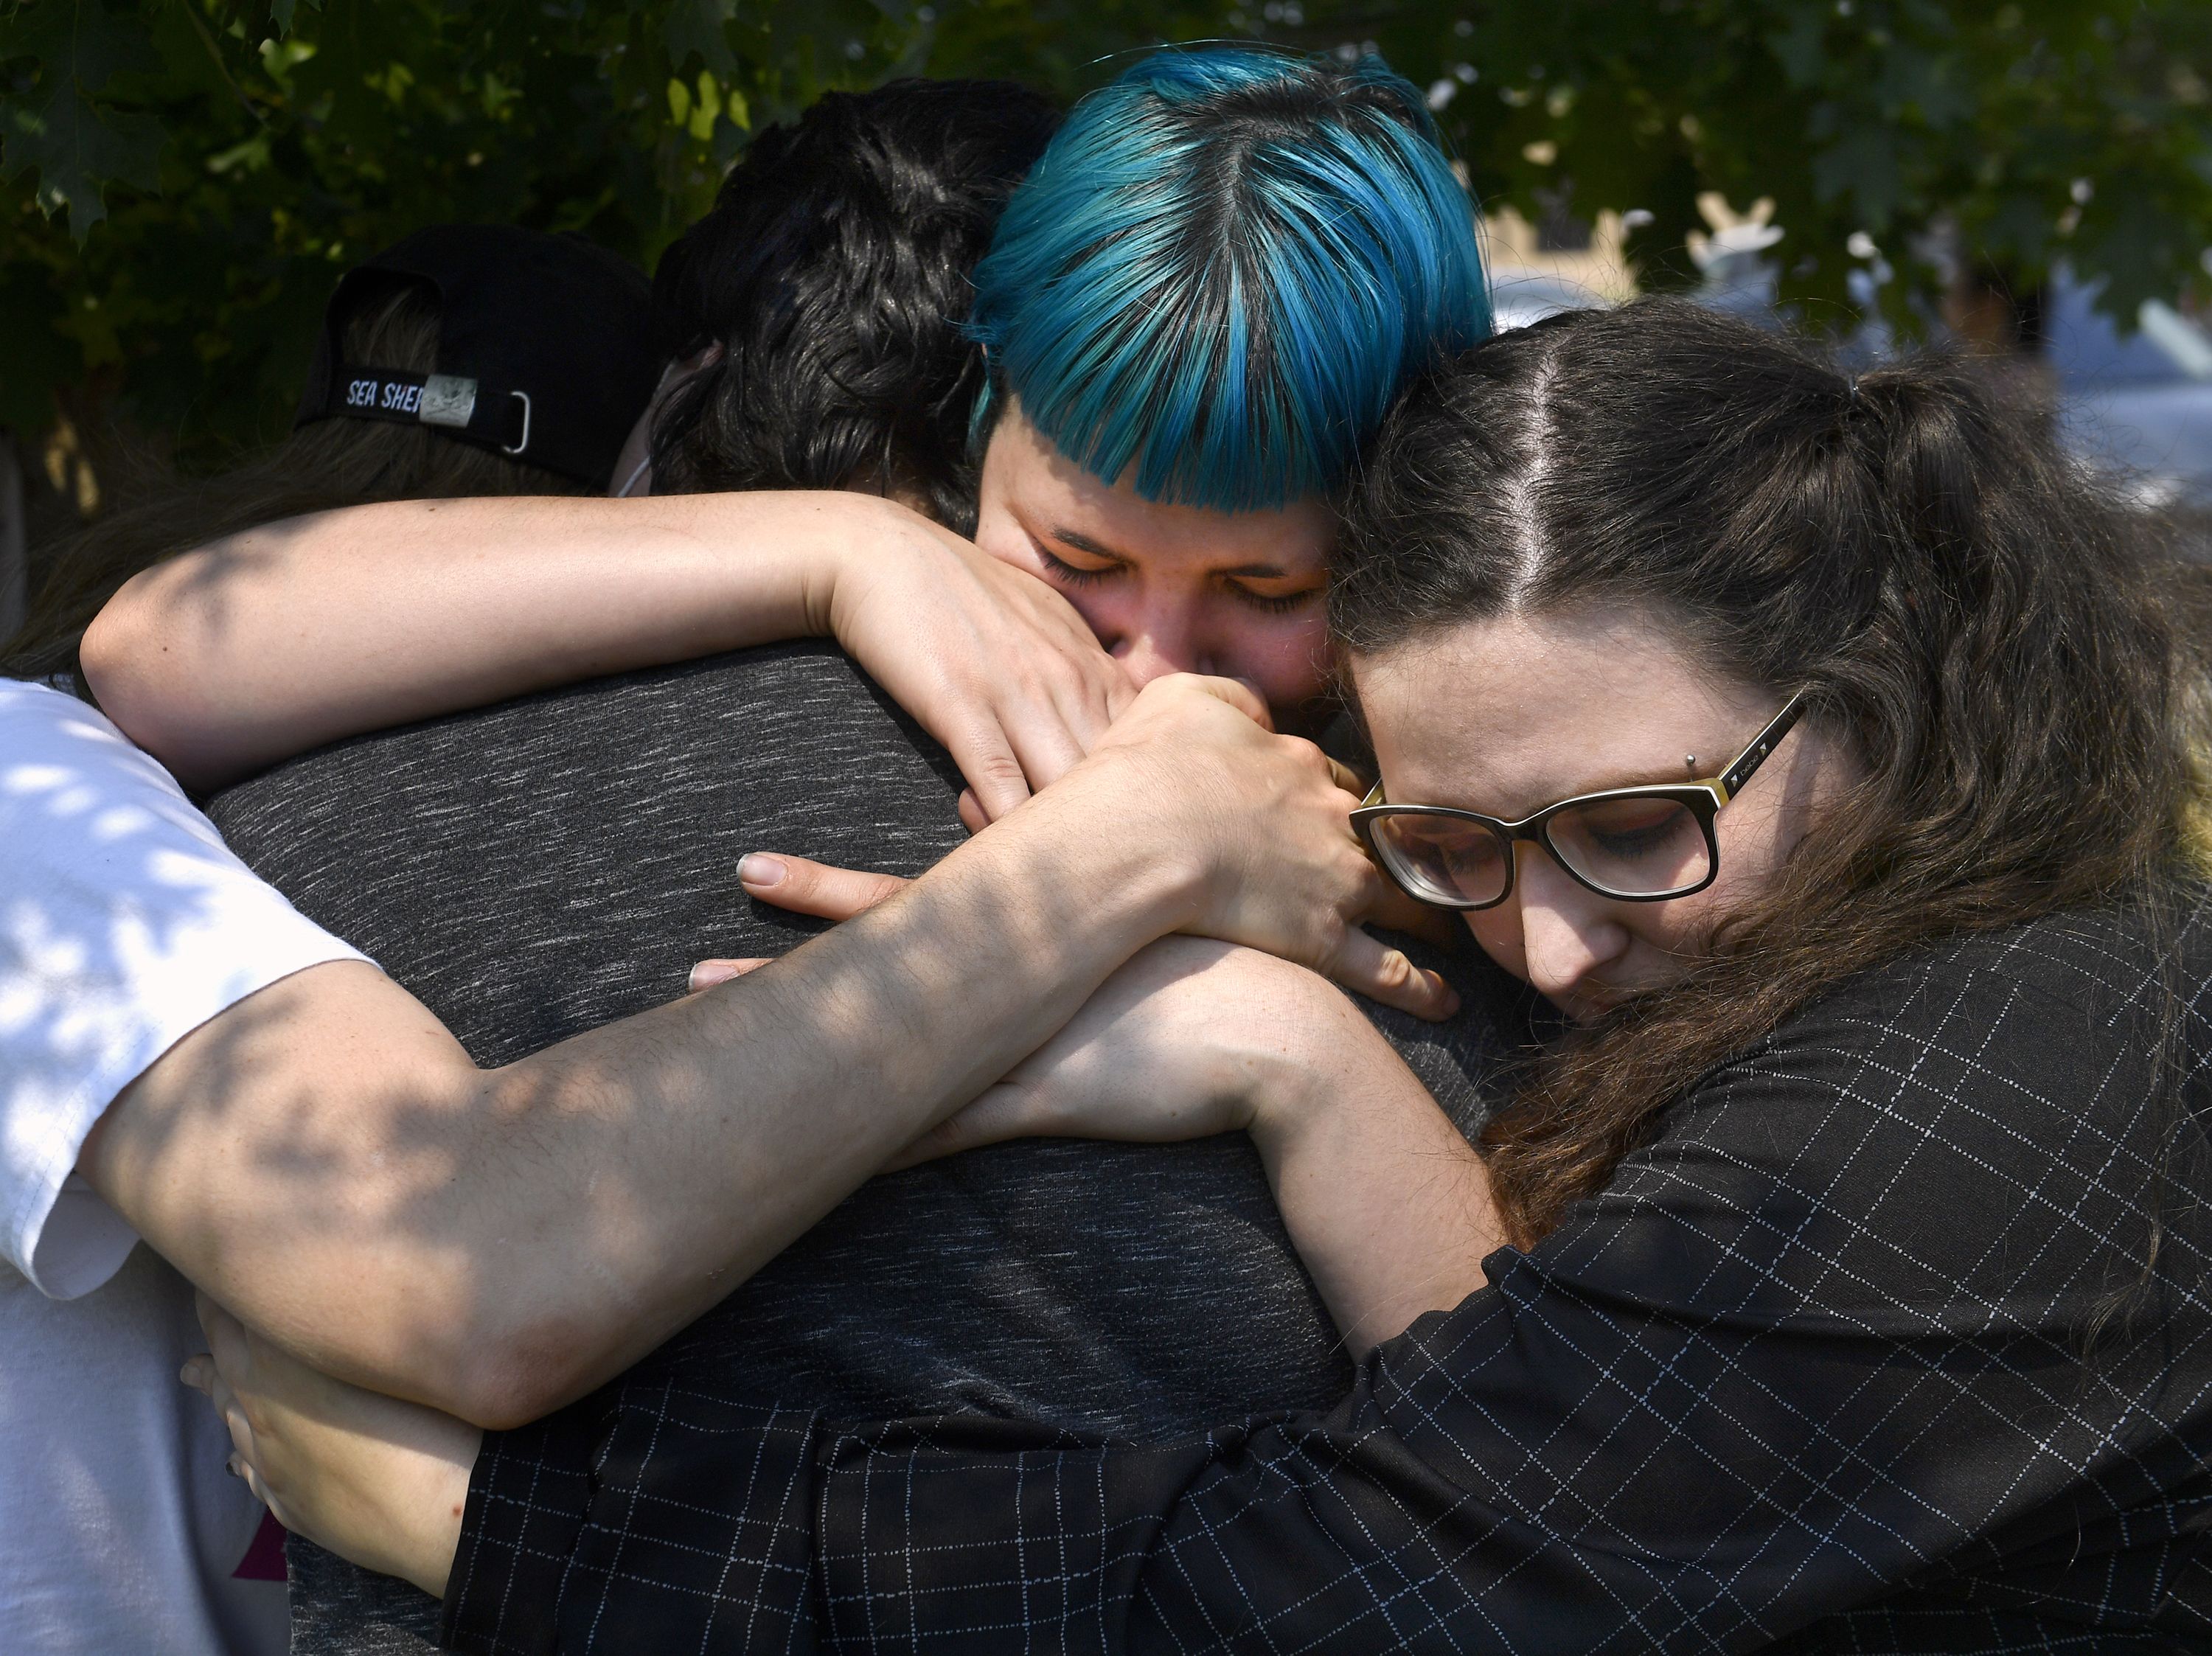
top-left (1328, 928), bottom-right (1462, 1023)
top-left (739, 853), bottom-right (912, 920)
top-left (1175, 672), bottom-right (1274, 731)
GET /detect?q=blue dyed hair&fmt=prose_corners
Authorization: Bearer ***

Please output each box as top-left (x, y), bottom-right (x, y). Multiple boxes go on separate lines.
top-left (967, 46), bottom-right (1492, 512)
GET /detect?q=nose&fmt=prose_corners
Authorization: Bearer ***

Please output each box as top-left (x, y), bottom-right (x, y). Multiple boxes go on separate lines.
top-left (1512, 849), bottom-right (1630, 1006)
top-left (1101, 597), bottom-right (1213, 686)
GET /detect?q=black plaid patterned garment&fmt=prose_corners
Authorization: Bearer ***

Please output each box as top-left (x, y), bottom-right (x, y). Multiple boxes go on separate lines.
top-left (442, 897), bottom-right (2212, 1653)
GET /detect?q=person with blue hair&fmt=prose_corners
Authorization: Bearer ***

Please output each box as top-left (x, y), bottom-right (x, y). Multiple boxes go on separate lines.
top-left (957, 45), bottom-right (1490, 732)
top-left (973, 48), bottom-right (1489, 511)
top-left (96, 46), bottom-right (1492, 812)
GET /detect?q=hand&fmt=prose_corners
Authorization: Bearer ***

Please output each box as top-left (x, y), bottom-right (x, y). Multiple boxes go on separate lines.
top-left (719, 677), bottom-right (1459, 1020)
top-left (821, 504), bottom-right (1135, 821)
top-left (1068, 676), bottom-right (1453, 1015)
top-left (726, 850), bottom-right (1458, 950)
top-left (183, 1295), bottom-right (479, 1599)
top-left (888, 938), bottom-right (1328, 1167)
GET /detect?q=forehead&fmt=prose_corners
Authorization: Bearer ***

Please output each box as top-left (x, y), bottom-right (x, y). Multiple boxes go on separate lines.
top-left (1352, 607), bottom-right (1769, 813)
top-left (985, 400), bottom-right (1335, 571)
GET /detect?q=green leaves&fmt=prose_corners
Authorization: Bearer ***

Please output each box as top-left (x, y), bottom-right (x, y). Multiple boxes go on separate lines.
top-left (2, 0), bottom-right (166, 239)
top-left (665, 0), bottom-right (739, 74)
top-left (4, 83), bottom-right (162, 237)
top-left (1, 0), bottom-right (2207, 462)
top-left (0, 0), bottom-right (939, 449)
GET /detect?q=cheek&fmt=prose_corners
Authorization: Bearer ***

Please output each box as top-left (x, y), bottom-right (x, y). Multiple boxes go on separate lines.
top-left (1615, 899), bottom-right (1703, 961)
top-left (1464, 895), bottom-right (1709, 990)
top-left (1464, 908), bottom-right (1526, 980)
top-left (1057, 586), bottom-right (1130, 651)
top-left (1205, 605), bottom-right (1333, 702)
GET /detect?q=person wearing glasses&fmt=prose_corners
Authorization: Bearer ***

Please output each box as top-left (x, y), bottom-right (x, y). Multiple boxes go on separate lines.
top-left (198, 298), bottom-right (2212, 1643)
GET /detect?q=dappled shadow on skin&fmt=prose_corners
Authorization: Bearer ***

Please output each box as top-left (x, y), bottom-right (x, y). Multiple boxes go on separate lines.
top-left (147, 637), bottom-right (1517, 1643)
top-left (168, 641), bottom-right (1523, 1413)
top-left (83, 836), bottom-right (1102, 1423)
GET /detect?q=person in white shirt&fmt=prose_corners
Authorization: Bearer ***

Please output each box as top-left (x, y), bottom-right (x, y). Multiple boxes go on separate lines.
top-left (1, 226), bottom-right (653, 1656)
top-left (0, 679), bottom-right (368, 1655)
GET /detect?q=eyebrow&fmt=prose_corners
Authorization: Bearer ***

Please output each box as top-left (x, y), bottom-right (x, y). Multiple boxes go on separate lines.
top-left (1417, 760), bottom-right (1707, 817)
top-left (1047, 526), bottom-right (1127, 563)
top-left (1046, 526), bottom-right (1297, 581)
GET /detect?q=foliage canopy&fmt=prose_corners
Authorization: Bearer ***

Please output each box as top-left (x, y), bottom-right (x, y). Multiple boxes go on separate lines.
top-left (3, 0), bottom-right (2208, 465)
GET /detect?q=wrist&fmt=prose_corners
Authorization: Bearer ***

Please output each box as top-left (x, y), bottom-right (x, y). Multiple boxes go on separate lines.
top-left (810, 493), bottom-right (949, 639)
top-left (1241, 981), bottom-right (1383, 1162)
top-left (986, 751), bottom-right (1214, 945)
top-left (786, 494), bottom-right (876, 639)
top-left (385, 1426), bottom-right (476, 1598)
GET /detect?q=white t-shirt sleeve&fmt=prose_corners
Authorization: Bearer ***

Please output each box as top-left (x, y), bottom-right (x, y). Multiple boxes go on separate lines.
top-left (0, 681), bottom-right (372, 1300)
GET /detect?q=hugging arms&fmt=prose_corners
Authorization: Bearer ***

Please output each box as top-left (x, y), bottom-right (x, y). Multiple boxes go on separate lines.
top-left (36, 31), bottom-right (2212, 1643)
top-left (81, 642), bottom-right (1485, 1406)
top-left (179, 675), bottom-right (1509, 1599)
top-left (170, 300), bottom-right (2212, 1649)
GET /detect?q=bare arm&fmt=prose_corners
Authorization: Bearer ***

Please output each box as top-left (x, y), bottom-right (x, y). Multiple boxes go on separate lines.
top-left (1243, 990), bottom-right (1500, 1353)
top-left (87, 676), bottom-right (1430, 1428)
top-left (892, 940), bottom-right (1498, 1355)
top-left (179, 678), bottom-right (1478, 1594)
top-left (181, 959), bottom-right (1499, 1602)
top-left (83, 762), bottom-right (1188, 1430)
top-left (80, 490), bottom-right (1126, 818)
top-left (178, 950), bottom-right (1497, 1602)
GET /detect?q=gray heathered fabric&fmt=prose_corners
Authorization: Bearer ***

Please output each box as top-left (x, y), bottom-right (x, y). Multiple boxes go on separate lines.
top-left (205, 639), bottom-right (1517, 1653)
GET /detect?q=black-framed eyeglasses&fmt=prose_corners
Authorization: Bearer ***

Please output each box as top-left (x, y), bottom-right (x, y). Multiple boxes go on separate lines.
top-left (1351, 692), bottom-right (1808, 911)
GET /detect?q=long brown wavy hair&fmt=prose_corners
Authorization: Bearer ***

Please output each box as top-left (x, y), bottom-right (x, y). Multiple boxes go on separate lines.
top-left (3, 284), bottom-right (589, 689)
top-left (1333, 299), bottom-right (2211, 1246)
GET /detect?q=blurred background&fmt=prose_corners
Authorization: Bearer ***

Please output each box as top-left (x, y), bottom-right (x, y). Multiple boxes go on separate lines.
top-left (4, 0), bottom-right (2211, 633)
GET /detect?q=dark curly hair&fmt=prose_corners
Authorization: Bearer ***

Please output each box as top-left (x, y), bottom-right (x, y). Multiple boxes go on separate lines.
top-left (1335, 298), bottom-right (2212, 1245)
top-left (648, 77), bottom-right (1060, 532)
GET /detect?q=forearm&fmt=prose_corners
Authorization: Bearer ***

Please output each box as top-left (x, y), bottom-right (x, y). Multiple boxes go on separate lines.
top-left (80, 491), bottom-right (905, 789)
top-left (1248, 1001), bottom-right (1500, 1354)
top-left (91, 790), bottom-right (1194, 1427)
top-left (452, 810), bottom-right (1192, 1414)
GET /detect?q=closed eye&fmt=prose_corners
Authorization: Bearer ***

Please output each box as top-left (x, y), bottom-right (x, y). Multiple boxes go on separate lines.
top-left (1587, 821), bottom-right (1679, 859)
top-left (1230, 584), bottom-right (1322, 616)
top-left (1034, 544), bottom-right (1120, 588)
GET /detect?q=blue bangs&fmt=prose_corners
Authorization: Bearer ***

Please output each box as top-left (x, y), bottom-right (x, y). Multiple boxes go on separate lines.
top-left (968, 46), bottom-right (1492, 513)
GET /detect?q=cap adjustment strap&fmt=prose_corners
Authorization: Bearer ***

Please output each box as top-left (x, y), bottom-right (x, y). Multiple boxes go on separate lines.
top-left (324, 363), bottom-right (529, 454)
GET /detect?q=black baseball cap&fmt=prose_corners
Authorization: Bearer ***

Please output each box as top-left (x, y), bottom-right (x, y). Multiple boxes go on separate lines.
top-left (295, 224), bottom-right (658, 491)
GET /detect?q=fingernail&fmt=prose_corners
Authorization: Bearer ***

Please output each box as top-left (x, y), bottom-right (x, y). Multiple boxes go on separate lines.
top-left (179, 1360), bottom-right (203, 1391)
top-left (688, 961), bottom-right (741, 992)
top-left (226, 1457), bottom-right (243, 1478)
top-left (737, 854), bottom-right (785, 888)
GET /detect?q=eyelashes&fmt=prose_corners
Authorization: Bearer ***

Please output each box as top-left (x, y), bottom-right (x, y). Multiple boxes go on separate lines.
top-left (1034, 546), bottom-right (1322, 615)
top-left (1236, 587), bottom-right (1321, 616)
top-left (1035, 547), bottom-right (1110, 587)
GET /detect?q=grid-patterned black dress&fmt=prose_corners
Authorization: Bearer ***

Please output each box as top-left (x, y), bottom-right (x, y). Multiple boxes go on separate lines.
top-left (445, 898), bottom-right (2212, 1652)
